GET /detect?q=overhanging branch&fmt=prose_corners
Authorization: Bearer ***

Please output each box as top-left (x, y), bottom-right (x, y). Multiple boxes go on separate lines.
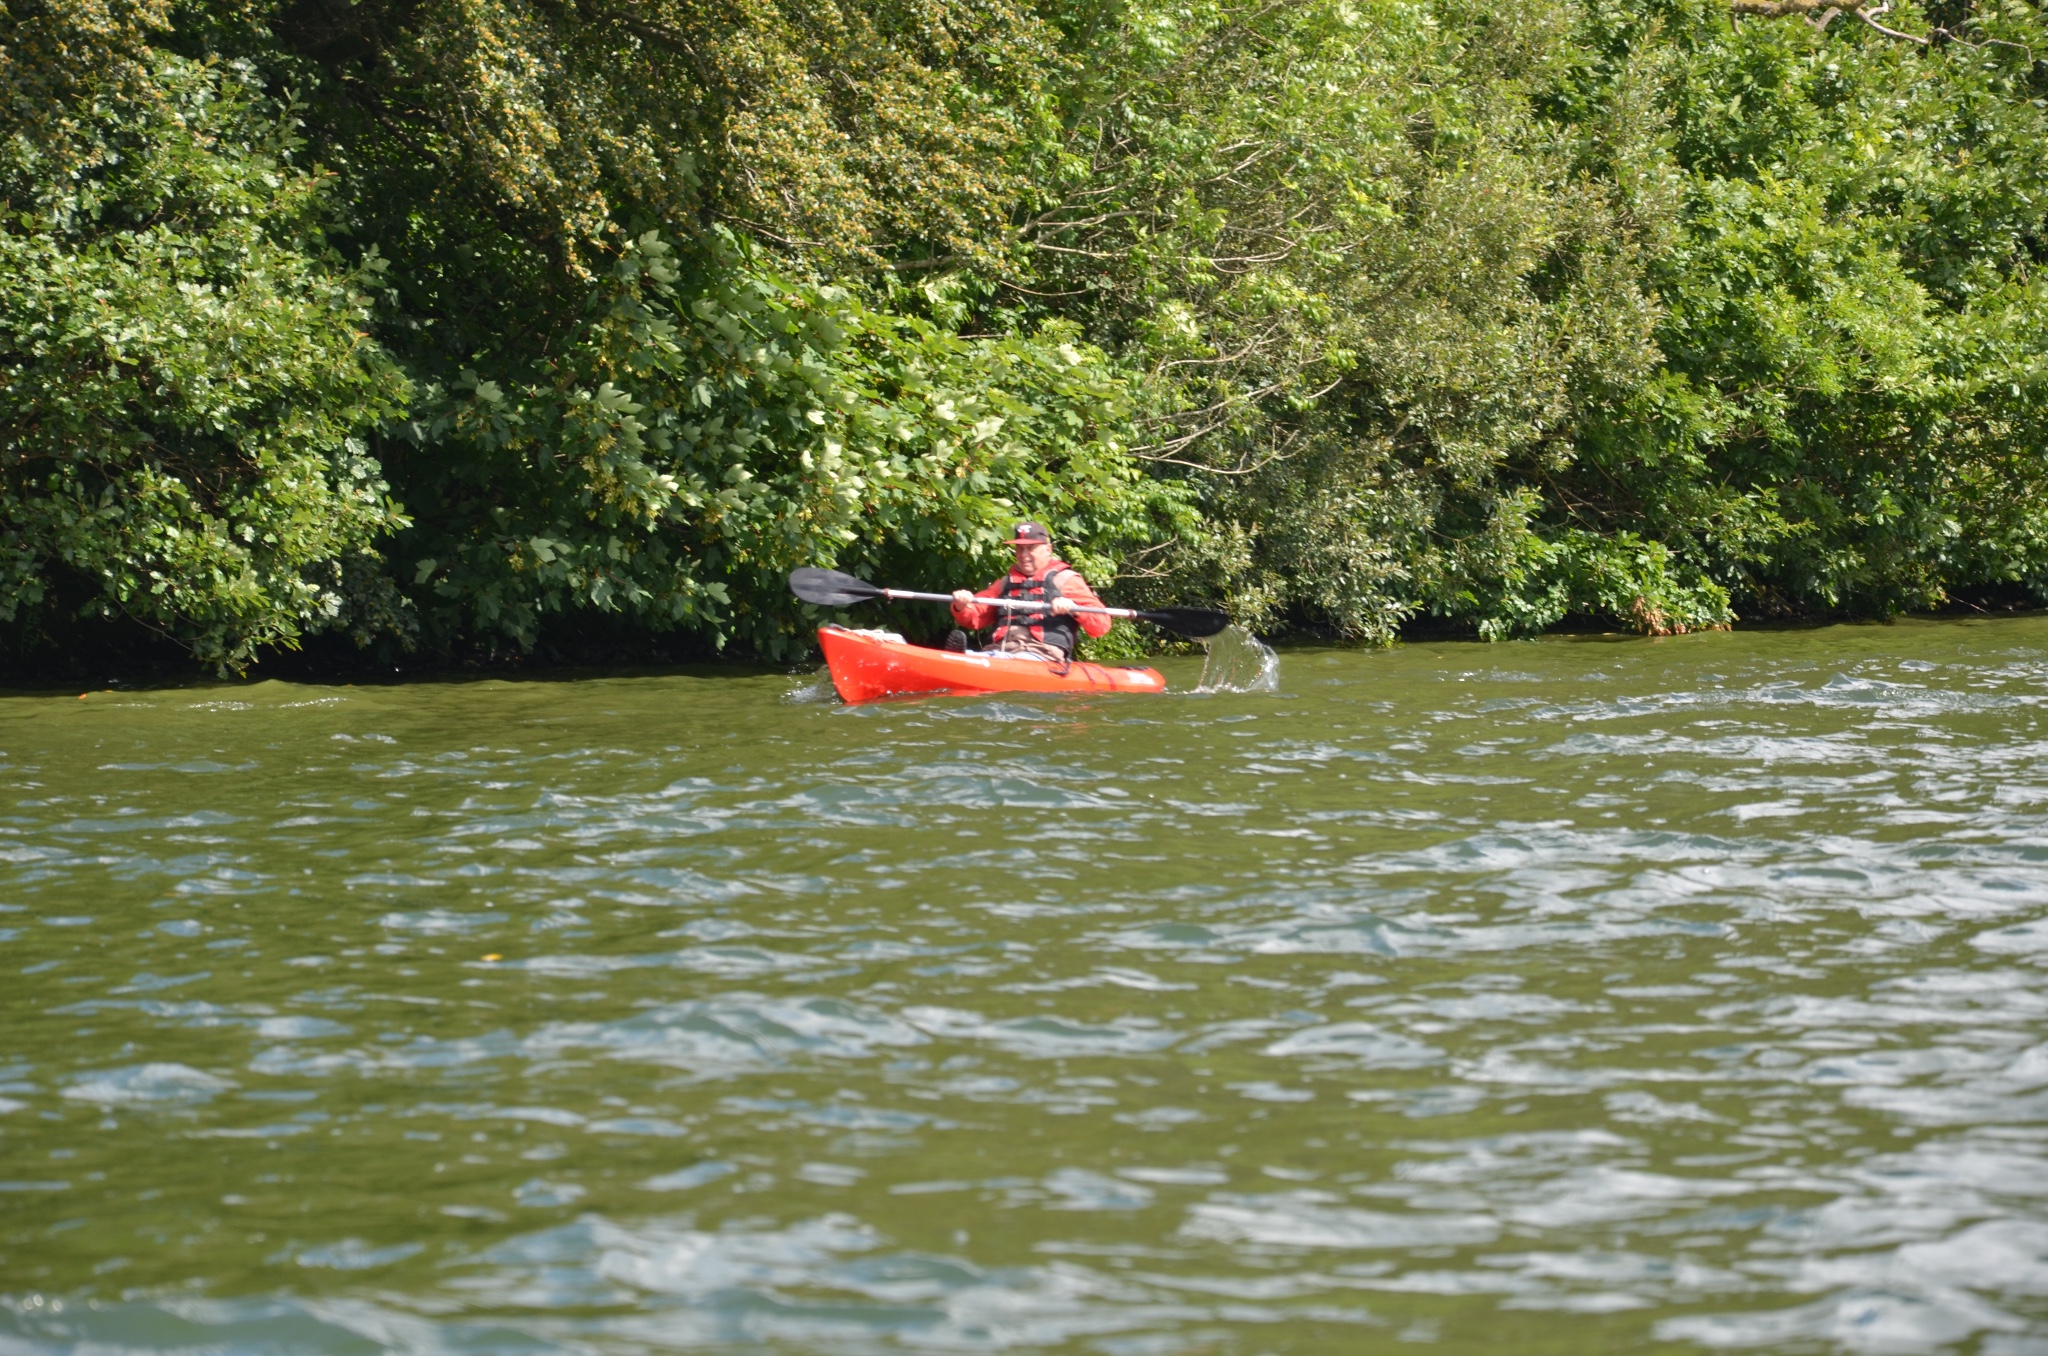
top-left (1729, 0), bottom-right (2034, 53)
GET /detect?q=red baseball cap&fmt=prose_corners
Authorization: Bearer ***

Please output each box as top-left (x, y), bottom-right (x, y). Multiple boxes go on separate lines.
top-left (1003, 521), bottom-right (1052, 545)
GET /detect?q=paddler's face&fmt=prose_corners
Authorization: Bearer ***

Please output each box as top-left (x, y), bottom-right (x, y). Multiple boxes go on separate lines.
top-left (1013, 541), bottom-right (1051, 574)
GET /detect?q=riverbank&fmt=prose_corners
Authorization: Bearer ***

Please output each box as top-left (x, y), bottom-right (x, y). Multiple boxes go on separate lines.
top-left (9, 592), bottom-right (2047, 691)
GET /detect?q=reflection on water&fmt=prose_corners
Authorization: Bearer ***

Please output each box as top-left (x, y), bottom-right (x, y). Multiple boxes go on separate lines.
top-left (2, 620), bottom-right (2048, 1352)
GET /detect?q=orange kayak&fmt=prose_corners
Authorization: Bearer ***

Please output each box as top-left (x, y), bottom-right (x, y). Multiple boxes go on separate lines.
top-left (817, 626), bottom-right (1167, 703)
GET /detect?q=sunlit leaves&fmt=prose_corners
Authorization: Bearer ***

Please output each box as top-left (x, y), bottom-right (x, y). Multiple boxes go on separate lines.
top-left (0, 47), bottom-right (412, 670)
top-left (399, 232), bottom-right (1192, 658)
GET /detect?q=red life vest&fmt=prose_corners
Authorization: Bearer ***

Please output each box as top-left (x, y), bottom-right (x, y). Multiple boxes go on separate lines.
top-left (993, 562), bottom-right (1079, 656)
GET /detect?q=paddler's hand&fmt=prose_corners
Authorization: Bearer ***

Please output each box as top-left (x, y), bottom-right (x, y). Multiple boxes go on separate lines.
top-left (951, 589), bottom-right (975, 610)
top-left (1049, 596), bottom-right (1076, 615)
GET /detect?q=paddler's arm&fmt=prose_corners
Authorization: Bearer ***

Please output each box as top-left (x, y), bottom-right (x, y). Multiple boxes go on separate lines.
top-left (950, 583), bottom-right (1001, 630)
top-left (1054, 573), bottom-right (1114, 637)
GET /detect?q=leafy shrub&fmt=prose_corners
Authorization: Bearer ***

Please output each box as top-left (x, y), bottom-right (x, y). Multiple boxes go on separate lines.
top-left (0, 44), bottom-right (411, 670)
top-left (398, 233), bottom-right (1194, 658)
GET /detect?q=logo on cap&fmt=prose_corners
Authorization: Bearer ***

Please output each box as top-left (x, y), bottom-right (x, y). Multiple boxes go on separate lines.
top-left (1004, 521), bottom-right (1051, 545)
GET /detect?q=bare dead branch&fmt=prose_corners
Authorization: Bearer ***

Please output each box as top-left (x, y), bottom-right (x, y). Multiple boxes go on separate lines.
top-left (1730, 0), bottom-right (1852, 19)
top-left (1137, 381), bottom-right (1287, 430)
top-left (1855, 0), bottom-right (1930, 44)
top-left (1729, 0), bottom-right (2031, 51)
top-left (1855, 10), bottom-right (1928, 40)
top-left (1135, 427), bottom-right (1303, 475)
top-left (1028, 241), bottom-right (1128, 258)
top-left (707, 211), bottom-right (839, 254)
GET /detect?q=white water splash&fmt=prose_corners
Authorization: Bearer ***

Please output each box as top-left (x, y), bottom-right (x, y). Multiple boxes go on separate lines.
top-left (1195, 625), bottom-right (1279, 693)
top-left (783, 671), bottom-right (839, 704)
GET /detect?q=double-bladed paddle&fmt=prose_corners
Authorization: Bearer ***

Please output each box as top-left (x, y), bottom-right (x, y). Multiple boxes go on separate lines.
top-left (788, 567), bottom-right (1231, 640)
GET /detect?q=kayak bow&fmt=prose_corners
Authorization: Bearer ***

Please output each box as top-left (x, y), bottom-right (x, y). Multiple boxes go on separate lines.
top-left (817, 626), bottom-right (1167, 703)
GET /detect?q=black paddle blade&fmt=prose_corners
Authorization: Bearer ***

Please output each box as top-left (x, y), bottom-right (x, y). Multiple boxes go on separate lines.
top-left (788, 567), bottom-right (885, 608)
top-left (1135, 606), bottom-right (1232, 639)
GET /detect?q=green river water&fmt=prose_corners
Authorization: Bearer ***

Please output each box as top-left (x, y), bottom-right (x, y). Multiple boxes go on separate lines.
top-left (4, 619), bottom-right (2048, 1354)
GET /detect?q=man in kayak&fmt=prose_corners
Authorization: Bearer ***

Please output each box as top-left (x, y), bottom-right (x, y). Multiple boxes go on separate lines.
top-left (948, 521), bottom-right (1112, 663)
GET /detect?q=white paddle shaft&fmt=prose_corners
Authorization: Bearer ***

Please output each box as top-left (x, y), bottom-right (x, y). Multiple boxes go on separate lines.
top-left (880, 588), bottom-right (1138, 621)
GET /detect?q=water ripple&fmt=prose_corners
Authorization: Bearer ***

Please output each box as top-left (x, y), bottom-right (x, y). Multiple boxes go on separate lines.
top-left (5, 626), bottom-right (2048, 1351)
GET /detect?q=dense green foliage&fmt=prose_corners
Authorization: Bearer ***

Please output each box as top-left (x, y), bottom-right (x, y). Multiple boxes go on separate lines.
top-left (1016, 0), bottom-right (2048, 639)
top-left (4, 0), bottom-right (2048, 669)
top-left (401, 231), bottom-right (1187, 659)
top-left (0, 6), bottom-right (409, 668)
